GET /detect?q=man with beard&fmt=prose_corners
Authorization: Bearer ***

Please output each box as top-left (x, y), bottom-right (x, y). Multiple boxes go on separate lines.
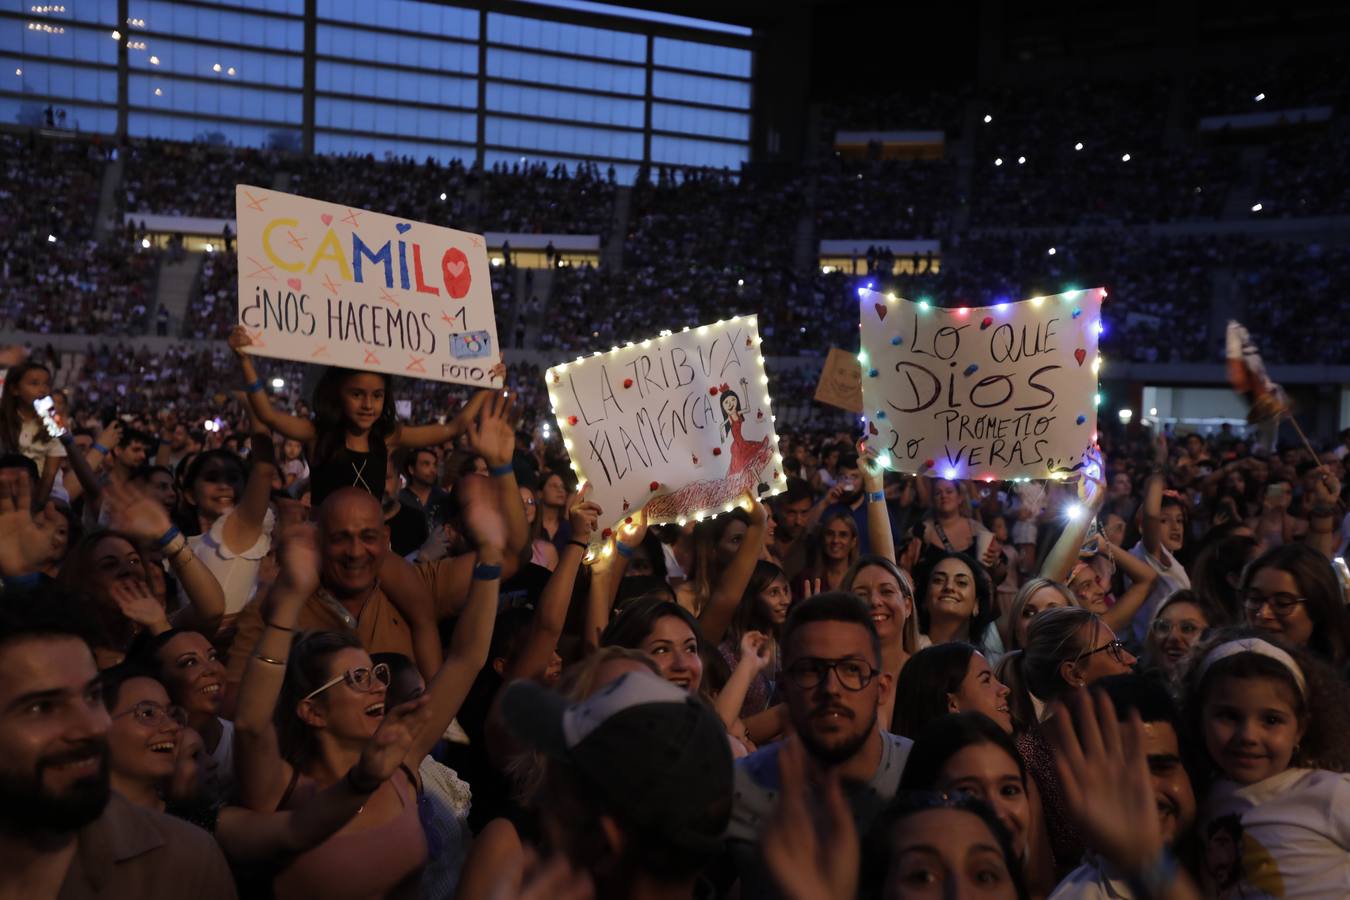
top-left (0, 588), bottom-right (235, 898)
top-left (768, 478), bottom-right (813, 578)
top-left (725, 592), bottom-right (911, 899)
top-left (1049, 674), bottom-right (1198, 899)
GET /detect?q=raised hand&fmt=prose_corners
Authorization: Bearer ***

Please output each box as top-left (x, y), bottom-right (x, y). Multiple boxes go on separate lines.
top-left (274, 522), bottom-right (322, 598)
top-left (0, 468), bottom-right (59, 577)
top-left (459, 475), bottom-right (509, 552)
top-left (856, 439), bottom-right (885, 493)
top-left (616, 506), bottom-right (648, 551)
top-left (105, 479), bottom-right (174, 543)
top-left (739, 630), bottom-right (773, 673)
top-left (800, 577), bottom-right (823, 599)
top-left (1153, 433), bottom-right (1169, 469)
top-left (466, 390), bottom-right (516, 469)
top-left (227, 325), bottom-right (253, 358)
top-left (97, 420), bottom-right (124, 455)
top-left (742, 491), bottom-right (768, 527)
top-left (109, 577), bottom-right (171, 633)
top-left (761, 735), bottom-right (859, 900)
top-left (356, 694), bottom-right (432, 783)
top-left (566, 484), bottom-right (602, 544)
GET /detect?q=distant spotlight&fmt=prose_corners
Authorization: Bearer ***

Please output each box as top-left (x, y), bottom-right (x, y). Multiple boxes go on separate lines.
top-left (226, 66), bottom-right (236, 76)
top-left (14, 67), bottom-right (21, 76)
top-left (47, 234), bottom-right (56, 243)
top-left (1254, 92), bottom-right (1265, 102)
top-left (212, 62), bottom-right (221, 72)
top-left (1121, 153), bottom-right (1132, 162)
top-left (204, 242), bottom-right (215, 253)
top-left (140, 237), bottom-right (150, 249)
top-left (1017, 156), bottom-right (1026, 165)
top-left (110, 29), bottom-right (120, 40)
top-left (153, 87), bottom-right (162, 96)
top-left (994, 157), bottom-right (1003, 167)
top-left (1251, 202), bottom-right (1263, 212)
top-left (148, 55), bottom-right (159, 65)
top-left (1074, 141), bottom-right (1083, 150)
top-left (1047, 247), bottom-right (1057, 256)
top-left (271, 378), bottom-right (285, 390)
top-left (439, 192), bottom-right (446, 200)
top-left (983, 114), bottom-right (992, 123)
top-left (1118, 408), bottom-right (1133, 422)
top-left (736, 278), bottom-right (744, 286)
top-left (1149, 407), bottom-right (1158, 416)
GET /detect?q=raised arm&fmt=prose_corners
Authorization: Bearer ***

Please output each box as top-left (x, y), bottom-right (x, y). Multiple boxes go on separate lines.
top-left (859, 441), bottom-right (895, 564)
top-left (699, 494), bottom-right (768, 647)
top-left (1041, 457), bottom-right (1106, 585)
top-left (1097, 540), bottom-right (1158, 634)
top-left (233, 522), bottom-right (319, 811)
top-left (215, 692), bottom-right (431, 861)
top-left (405, 475), bottom-right (504, 764)
top-left (392, 388), bottom-right (492, 450)
top-left (381, 552), bottom-right (443, 682)
top-left (715, 631), bottom-right (771, 730)
top-left (59, 426), bottom-right (104, 504)
top-left (0, 468), bottom-right (59, 578)
top-left (1140, 434), bottom-right (1169, 559)
top-left (466, 389), bottom-right (530, 562)
top-left (221, 427), bottom-right (277, 556)
top-left (104, 480), bottom-right (225, 634)
top-left (229, 326), bottom-right (315, 443)
top-left (505, 490), bottom-right (599, 682)
top-left (583, 511), bottom-right (644, 652)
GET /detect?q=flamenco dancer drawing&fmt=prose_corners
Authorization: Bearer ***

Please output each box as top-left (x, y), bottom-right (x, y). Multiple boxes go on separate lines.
top-left (646, 379), bottom-right (774, 519)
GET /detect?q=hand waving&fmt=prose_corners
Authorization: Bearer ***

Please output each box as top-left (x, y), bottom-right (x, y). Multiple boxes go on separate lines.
top-left (274, 522), bottom-right (322, 597)
top-left (227, 325), bottom-right (253, 358)
top-left (466, 390), bottom-right (516, 469)
top-left (566, 484), bottom-right (602, 544)
top-left (761, 735), bottom-right (859, 900)
top-left (105, 479), bottom-right (174, 543)
top-left (856, 439), bottom-right (886, 493)
top-left (109, 577), bottom-right (171, 633)
top-left (356, 694), bottom-right (432, 783)
top-left (0, 468), bottom-right (58, 577)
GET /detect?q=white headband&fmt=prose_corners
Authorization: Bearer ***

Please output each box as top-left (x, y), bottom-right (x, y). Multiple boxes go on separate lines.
top-left (1197, 638), bottom-right (1307, 698)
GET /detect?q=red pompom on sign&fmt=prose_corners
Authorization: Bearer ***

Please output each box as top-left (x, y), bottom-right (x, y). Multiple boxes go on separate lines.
top-left (649, 481), bottom-right (660, 491)
top-left (567, 416), bottom-right (578, 425)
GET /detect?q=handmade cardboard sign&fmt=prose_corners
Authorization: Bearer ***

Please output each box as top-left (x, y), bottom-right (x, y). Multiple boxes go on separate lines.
top-left (814, 347), bottom-right (865, 413)
top-left (858, 287), bottom-right (1104, 480)
top-left (234, 185), bottom-right (501, 388)
top-left (547, 316), bottom-right (786, 546)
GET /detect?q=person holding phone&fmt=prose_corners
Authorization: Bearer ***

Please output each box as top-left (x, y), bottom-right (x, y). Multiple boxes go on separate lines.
top-left (0, 361), bottom-right (67, 505)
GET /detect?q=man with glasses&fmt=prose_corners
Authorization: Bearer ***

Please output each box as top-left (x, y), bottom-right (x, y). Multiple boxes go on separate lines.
top-left (725, 592), bottom-right (912, 899)
top-left (0, 587), bottom-right (236, 898)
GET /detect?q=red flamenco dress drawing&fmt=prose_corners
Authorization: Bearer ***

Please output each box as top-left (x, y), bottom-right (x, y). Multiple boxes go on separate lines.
top-left (646, 380), bottom-right (773, 519)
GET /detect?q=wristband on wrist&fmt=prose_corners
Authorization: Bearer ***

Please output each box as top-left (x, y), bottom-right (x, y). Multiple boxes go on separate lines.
top-left (154, 525), bottom-right (182, 549)
top-left (488, 461), bottom-right (514, 477)
top-left (92, 443), bottom-right (110, 454)
top-left (868, 490), bottom-right (885, 503)
top-left (244, 378), bottom-right (265, 393)
top-left (3, 572), bottom-right (43, 588)
top-left (59, 432), bottom-right (73, 447)
top-left (473, 562), bottom-right (502, 581)
top-left (345, 766), bottom-right (382, 795)
top-left (615, 541), bottom-right (634, 558)
top-left (568, 539), bottom-right (589, 551)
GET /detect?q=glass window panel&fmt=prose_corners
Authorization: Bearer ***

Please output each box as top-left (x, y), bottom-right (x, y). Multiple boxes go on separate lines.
top-left (127, 36), bottom-right (301, 87)
top-left (316, 24), bottom-right (476, 74)
top-left (486, 115), bottom-right (642, 160)
top-left (651, 102), bottom-right (749, 141)
top-left (316, 96), bottom-right (475, 143)
top-left (487, 48), bottom-right (643, 95)
top-left (0, 95), bottom-right (116, 132)
top-left (129, 110), bottom-right (288, 147)
top-left (652, 70), bottom-right (750, 109)
top-left (3, 23), bottom-right (119, 65)
top-left (486, 82), bottom-right (643, 128)
top-left (487, 13), bottom-right (644, 63)
top-left (316, 0), bottom-right (477, 40)
top-left (21, 0), bottom-right (119, 25)
top-left (189, 0), bottom-right (305, 14)
top-left (315, 130), bottom-right (474, 164)
top-left (653, 37), bottom-right (751, 78)
top-left (130, 0), bottom-right (302, 51)
top-left (650, 134), bottom-right (748, 170)
top-left (130, 73), bottom-right (301, 124)
top-left (2, 56), bottom-right (117, 104)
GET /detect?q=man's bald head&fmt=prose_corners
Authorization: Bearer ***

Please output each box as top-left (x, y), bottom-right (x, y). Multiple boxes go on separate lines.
top-left (317, 488), bottom-right (387, 598)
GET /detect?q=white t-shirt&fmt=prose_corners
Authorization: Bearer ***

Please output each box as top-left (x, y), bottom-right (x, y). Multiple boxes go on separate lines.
top-left (189, 507), bottom-right (275, 615)
top-left (1126, 542), bottom-right (1190, 645)
top-left (1201, 768), bottom-right (1350, 899)
top-left (1048, 853), bottom-right (1134, 899)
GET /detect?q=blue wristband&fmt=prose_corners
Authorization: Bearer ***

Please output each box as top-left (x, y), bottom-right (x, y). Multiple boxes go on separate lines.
top-left (488, 462), bottom-right (514, 477)
top-left (4, 572), bottom-right (42, 588)
top-left (473, 562), bottom-right (502, 581)
top-left (615, 541), bottom-right (634, 558)
top-left (868, 490), bottom-right (885, 503)
top-left (244, 378), bottom-right (265, 393)
top-left (92, 443), bottom-right (109, 454)
top-left (154, 525), bottom-right (181, 548)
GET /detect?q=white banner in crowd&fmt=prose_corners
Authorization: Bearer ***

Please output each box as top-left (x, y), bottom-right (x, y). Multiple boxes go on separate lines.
top-left (547, 316), bottom-right (786, 547)
top-left (858, 287), bottom-right (1105, 480)
top-left (234, 185), bottom-right (502, 388)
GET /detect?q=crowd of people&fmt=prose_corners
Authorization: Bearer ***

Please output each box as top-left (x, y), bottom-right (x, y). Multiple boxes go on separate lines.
top-left (3, 330), bottom-right (1350, 898)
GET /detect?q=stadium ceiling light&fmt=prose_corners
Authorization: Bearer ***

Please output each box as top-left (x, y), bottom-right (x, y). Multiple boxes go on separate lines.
top-left (212, 63), bottom-right (222, 72)
top-left (1254, 92), bottom-right (1265, 101)
top-left (47, 234), bottom-right (56, 243)
top-left (1074, 141), bottom-right (1083, 150)
top-left (1121, 153), bottom-right (1132, 162)
top-left (13, 68), bottom-right (20, 76)
top-left (1047, 247), bottom-right (1056, 255)
top-left (983, 114), bottom-right (992, 123)
top-left (110, 29), bottom-right (120, 39)
top-left (994, 158), bottom-right (1003, 166)
top-left (1017, 156), bottom-right (1026, 164)
top-left (1251, 202), bottom-right (1263, 212)
top-left (227, 66), bottom-right (236, 76)
top-left (149, 55), bottom-right (159, 65)
top-left (439, 192), bottom-right (446, 200)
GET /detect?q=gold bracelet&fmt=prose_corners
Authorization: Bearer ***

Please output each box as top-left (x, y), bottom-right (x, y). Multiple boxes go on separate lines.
top-left (254, 655), bottom-right (287, 666)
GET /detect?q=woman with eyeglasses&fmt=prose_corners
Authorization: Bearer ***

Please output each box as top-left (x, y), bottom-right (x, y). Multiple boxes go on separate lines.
top-left (1143, 590), bottom-right (1216, 679)
top-left (102, 662), bottom-right (188, 809)
top-left (1239, 543), bottom-right (1350, 669)
top-left (232, 518), bottom-right (503, 899)
top-left (1000, 606), bottom-right (1135, 876)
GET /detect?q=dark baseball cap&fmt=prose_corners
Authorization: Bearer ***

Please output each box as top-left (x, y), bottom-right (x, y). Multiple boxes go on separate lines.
top-left (499, 670), bottom-right (733, 855)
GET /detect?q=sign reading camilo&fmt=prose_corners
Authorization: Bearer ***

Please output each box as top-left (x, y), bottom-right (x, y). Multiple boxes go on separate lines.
top-left (859, 288), bottom-right (1105, 480)
top-left (548, 316), bottom-right (786, 545)
top-left (234, 185), bottom-right (501, 388)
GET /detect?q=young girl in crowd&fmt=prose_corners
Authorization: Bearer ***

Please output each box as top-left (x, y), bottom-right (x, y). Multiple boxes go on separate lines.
top-left (228, 325), bottom-right (494, 506)
top-left (998, 578), bottom-right (1076, 661)
top-left (280, 438), bottom-right (309, 493)
top-left (1182, 629), bottom-right (1350, 897)
top-left (845, 554), bottom-right (921, 727)
top-left (795, 509), bottom-right (859, 598)
top-left (0, 361), bottom-right (67, 504)
top-left (1129, 435), bottom-right (1193, 644)
top-left (1145, 589), bottom-right (1216, 679)
top-left (1239, 543), bottom-right (1350, 669)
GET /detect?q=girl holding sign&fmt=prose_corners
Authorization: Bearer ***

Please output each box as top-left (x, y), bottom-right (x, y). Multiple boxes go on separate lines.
top-left (228, 326), bottom-right (499, 507)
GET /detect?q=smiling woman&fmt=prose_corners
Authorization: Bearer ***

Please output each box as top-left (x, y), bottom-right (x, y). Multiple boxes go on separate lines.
top-left (100, 664), bottom-right (186, 811)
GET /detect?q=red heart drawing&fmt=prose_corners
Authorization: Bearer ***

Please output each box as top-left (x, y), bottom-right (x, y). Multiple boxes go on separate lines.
top-left (287, 278), bottom-right (301, 290)
top-left (1074, 348), bottom-right (1087, 366)
top-left (868, 421), bottom-right (879, 435)
top-left (320, 214), bottom-right (333, 226)
top-left (875, 303), bottom-right (888, 321)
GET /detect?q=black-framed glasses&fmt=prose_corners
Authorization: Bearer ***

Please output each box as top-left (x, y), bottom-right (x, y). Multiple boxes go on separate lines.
top-left (303, 663), bottom-right (391, 702)
top-left (1078, 639), bottom-right (1130, 665)
top-left (785, 657), bottom-right (878, 691)
top-left (113, 701), bottom-right (187, 728)
top-left (1241, 591), bottom-right (1306, 618)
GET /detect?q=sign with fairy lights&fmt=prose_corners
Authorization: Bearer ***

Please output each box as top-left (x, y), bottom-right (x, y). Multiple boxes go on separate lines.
top-left (234, 185), bottom-right (502, 388)
top-left (858, 287), bottom-right (1105, 481)
top-left (546, 316), bottom-right (786, 551)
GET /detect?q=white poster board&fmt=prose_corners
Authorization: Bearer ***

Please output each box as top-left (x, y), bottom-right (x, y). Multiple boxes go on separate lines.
top-left (234, 185), bottom-right (501, 388)
top-left (859, 287), bottom-right (1104, 480)
top-left (547, 316), bottom-right (786, 545)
